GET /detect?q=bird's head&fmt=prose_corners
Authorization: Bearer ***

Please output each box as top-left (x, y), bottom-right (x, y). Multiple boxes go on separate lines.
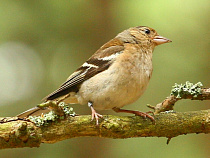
top-left (116, 26), bottom-right (172, 49)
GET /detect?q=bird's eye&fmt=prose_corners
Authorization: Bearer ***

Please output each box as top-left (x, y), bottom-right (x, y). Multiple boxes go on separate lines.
top-left (145, 29), bottom-right (150, 34)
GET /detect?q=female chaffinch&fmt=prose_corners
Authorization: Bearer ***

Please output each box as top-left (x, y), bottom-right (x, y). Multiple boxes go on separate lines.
top-left (18, 26), bottom-right (171, 125)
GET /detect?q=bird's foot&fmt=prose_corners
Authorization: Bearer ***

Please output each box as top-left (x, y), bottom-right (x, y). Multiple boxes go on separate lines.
top-left (87, 101), bottom-right (103, 125)
top-left (113, 107), bottom-right (155, 124)
top-left (90, 106), bottom-right (103, 125)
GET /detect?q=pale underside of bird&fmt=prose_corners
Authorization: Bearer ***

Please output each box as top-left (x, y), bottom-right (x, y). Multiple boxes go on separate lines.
top-left (17, 26), bottom-right (171, 124)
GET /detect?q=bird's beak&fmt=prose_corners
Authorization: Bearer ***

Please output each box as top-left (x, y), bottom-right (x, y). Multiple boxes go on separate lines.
top-left (152, 35), bottom-right (172, 45)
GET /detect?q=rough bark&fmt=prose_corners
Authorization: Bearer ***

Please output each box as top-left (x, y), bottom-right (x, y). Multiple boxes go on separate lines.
top-left (0, 109), bottom-right (209, 149)
top-left (1, 84), bottom-right (209, 149)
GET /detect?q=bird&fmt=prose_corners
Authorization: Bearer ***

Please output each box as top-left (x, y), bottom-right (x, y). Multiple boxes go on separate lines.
top-left (17, 26), bottom-right (172, 125)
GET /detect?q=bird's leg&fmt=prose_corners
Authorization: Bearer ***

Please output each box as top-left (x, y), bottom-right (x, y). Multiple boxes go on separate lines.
top-left (112, 107), bottom-right (155, 123)
top-left (88, 102), bottom-right (103, 125)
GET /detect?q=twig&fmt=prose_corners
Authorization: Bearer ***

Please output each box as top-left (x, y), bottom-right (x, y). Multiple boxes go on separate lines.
top-left (147, 82), bottom-right (210, 114)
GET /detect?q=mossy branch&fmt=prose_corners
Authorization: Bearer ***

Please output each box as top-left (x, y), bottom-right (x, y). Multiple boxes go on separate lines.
top-left (147, 82), bottom-right (210, 114)
top-left (0, 82), bottom-right (209, 149)
top-left (0, 109), bottom-right (209, 149)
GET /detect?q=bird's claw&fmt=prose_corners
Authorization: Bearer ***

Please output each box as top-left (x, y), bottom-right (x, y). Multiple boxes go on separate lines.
top-left (91, 112), bottom-right (103, 125)
top-left (134, 111), bottom-right (155, 124)
top-left (90, 106), bottom-right (103, 125)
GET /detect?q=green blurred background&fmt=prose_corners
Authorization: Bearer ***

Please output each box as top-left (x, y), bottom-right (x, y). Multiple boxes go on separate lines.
top-left (0, 0), bottom-right (209, 158)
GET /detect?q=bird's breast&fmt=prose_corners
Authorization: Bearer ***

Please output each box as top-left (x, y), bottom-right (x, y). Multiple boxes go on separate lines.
top-left (77, 48), bottom-right (153, 110)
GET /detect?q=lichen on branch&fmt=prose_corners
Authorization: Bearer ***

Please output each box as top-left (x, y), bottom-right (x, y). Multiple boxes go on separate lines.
top-left (0, 109), bottom-right (209, 149)
top-left (171, 81), bottom-right (203, 98)
top-left (0, 81), bottom-right (209, 149)
top-left (28, 102), bottom-right (76, 126)
top-left (147, 81), bottom-right (210, 114)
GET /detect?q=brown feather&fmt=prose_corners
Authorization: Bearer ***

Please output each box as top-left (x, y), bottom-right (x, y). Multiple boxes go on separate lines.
top-left (44, 39), bottom-right (125, 101)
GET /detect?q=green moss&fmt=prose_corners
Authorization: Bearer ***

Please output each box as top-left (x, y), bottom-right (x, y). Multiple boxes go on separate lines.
top-left (170, 81), bottom-right (203, 98)
top-left (28, 102), bottom-right (76, 127)
top-left (37, 101), bottom-right (57, 109)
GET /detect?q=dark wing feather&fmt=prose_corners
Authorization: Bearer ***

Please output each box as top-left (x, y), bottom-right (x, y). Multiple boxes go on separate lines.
top-left (44, 39), bottom-right (124, 101)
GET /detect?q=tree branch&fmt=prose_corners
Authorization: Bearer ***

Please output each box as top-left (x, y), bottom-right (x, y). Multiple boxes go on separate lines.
top-left (0, 109), bottom-right (209, 149)
top-left (148, 87), bottom-right (210, 114)
top-left (1, 82), bottom-right (209, 149)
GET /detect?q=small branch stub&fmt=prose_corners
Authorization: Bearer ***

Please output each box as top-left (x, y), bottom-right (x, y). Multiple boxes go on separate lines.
top-left (148, 82), bottom-right (210, 114)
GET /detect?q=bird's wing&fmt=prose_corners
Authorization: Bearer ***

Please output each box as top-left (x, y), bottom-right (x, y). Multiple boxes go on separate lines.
top-left (44, 40), bottom-right (124, 101)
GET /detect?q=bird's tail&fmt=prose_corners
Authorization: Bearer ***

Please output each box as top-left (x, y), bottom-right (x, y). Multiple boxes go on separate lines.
top-left (17, 106), bottom-right (50, 118)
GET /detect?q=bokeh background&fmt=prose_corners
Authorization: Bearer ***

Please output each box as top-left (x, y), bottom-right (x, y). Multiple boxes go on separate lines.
top-left (0, 0), bottom-right (209, 158)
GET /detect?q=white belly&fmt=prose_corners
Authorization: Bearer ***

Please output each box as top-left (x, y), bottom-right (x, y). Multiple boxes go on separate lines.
top-left (76, 52), bottom-right (153, 110)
